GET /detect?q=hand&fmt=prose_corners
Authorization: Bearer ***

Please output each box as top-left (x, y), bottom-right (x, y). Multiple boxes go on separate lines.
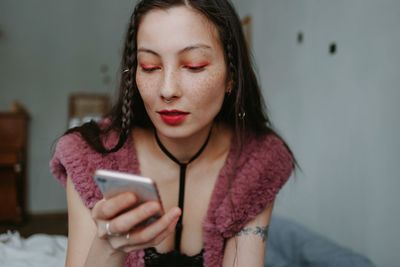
top-left (91, 192), bottom-right (181, 253)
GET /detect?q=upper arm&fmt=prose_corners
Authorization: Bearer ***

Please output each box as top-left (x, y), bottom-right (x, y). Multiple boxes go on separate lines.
top-left (222, 202), bottom-right (274, 267)
top-left (65, 176), bottom-right (97, 267)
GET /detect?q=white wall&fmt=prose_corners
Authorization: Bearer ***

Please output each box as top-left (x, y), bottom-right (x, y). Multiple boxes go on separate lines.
top-left (0, 0), bottom-right (136, 212)
top-left (233, 0), bottom-right (400, 266)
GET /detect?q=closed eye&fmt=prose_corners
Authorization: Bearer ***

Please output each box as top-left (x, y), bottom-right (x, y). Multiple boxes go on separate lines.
top-left (141, 66), bottom-right (160, 73)
top-left (184, 65), bottom-right (207, 72)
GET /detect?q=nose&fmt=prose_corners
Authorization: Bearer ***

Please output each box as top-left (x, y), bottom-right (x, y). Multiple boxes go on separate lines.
top-left (160, 68), bottom-right (181, 102)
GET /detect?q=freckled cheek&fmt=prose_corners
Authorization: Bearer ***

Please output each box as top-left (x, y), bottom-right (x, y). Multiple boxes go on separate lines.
top-left (136, 74), bottom-right (160, 107)
top-left (182, 73), bottom-right (226, 111)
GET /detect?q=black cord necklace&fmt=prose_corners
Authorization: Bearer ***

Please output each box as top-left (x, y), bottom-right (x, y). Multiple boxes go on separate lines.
top-left (154, 127), bottom-right (212, 252)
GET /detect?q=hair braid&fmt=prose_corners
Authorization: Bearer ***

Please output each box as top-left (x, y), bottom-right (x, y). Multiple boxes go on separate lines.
top-left (107, 5), bottom-right (142, 153)
top-left (120, 26), bottom-right (136, 137)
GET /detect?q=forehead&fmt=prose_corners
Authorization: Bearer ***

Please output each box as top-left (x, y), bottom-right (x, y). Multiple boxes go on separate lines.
top-left (137, 6), bottom-right (222, 54)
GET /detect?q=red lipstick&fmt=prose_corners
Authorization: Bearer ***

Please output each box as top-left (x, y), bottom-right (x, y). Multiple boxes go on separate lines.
top-left (157, 110), bottom-right (190, 126)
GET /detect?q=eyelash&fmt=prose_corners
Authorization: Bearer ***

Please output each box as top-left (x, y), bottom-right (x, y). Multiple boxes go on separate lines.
top-left (140, 65), bottom-right (207, 73)
top-left (141, 67), bottom-right (160, 73)
top-left (185, 65), bottom-right (206, 72)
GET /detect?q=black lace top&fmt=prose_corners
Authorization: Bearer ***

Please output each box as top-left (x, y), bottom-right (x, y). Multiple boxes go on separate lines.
top-left (143, 130), bottom-right (212, 267)
top-left (144, 247), bottom-right (204, 267)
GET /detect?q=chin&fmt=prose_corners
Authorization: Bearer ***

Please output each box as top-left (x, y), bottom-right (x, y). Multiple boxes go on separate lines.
top-left (154, 122), bottom-right (212, 141)
top-left (155, 125), bottom-right (194, 140)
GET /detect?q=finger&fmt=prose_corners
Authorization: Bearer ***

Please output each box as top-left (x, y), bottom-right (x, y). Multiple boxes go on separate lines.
top-left (128, 207), bottom-right (181, 245)
top-left (109, 210), bottom-right (180, 252)
top-left (149, 216), bottom-right (180, 246)
top-left (97, 220), bottom-right (110, 238)
top-left (91, 198), bottom-right (106, 220)
top-left (119, 220), bottom-right (177, 253)
top-left (98, 201), bottom-right (162, 239)
top-left (93, 192), bottom-right (137, 220)
top-left (112, 242), bottom-right (152, 254)
top-left (111, 201), bottom-right (163, 234)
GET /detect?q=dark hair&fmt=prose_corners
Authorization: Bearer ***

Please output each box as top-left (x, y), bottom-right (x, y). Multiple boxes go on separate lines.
top-left (65, 1), bottom-right (297, 263)
top-left (66, 0), bottom-right (286, 154)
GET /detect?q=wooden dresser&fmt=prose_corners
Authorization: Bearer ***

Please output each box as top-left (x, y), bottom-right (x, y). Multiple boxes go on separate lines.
top-left (0, 105), bottom-right (29, 223)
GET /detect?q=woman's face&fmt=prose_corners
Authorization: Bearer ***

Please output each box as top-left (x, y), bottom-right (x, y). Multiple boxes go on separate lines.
top-left (136, 5), bottom-right (229, 139)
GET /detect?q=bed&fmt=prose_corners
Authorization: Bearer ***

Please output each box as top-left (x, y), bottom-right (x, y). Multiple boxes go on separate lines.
top-left (0, 231), bottom-right (66, 267)
top-left (0, 215), bottom-right (375, 267)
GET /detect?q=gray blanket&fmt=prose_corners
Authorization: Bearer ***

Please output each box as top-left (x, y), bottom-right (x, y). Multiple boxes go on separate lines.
top-left (265, 216), bottom-right (375, 267)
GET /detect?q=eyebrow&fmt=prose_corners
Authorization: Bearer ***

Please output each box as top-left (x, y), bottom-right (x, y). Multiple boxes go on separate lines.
top-left (137, 44), bottom-right (212, 57)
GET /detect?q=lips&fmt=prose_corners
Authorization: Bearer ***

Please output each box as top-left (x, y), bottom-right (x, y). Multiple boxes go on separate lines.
top-left (157, 110), bottom-right (190, 126)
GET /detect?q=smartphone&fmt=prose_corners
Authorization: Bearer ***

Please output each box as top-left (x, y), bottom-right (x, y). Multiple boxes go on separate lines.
top-left (93, 169), bottom-right (164, 225)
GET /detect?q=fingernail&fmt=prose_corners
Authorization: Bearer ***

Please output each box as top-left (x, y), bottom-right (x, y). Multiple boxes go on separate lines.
top-left (173, 208), bottom-right (181, 218)
top-left (173, 207), bottom-right (181, 214)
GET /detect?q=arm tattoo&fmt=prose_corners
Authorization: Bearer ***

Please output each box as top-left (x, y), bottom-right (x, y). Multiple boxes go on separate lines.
top-left (235, 225), bottom-right (269, 242)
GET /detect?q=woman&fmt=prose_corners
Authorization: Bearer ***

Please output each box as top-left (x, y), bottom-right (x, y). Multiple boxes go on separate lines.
top-left (50, 0), bottom-right (295, 266)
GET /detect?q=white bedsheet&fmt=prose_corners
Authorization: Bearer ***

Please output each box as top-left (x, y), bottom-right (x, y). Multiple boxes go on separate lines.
top-left (0, 231), bottom-right (67, 267)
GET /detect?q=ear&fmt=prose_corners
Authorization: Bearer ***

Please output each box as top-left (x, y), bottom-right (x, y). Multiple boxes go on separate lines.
top-left (226, 79), bottom-right (233, 94)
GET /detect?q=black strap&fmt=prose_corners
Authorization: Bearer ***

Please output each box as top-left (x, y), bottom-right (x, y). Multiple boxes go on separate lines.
top-left (154, 128), bottom-right (212, 252)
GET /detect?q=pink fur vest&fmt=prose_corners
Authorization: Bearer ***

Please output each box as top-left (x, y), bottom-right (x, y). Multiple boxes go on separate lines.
top-left (50, 130), bottom-right (293, 266)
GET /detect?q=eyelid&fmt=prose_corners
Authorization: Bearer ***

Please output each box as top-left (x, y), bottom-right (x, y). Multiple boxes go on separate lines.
top-left (140, 63), bottom-right (160, 68)
top-left (139, 64), bottom-right (161, 72)
top-left (184, 63), bottom-right (209, 71)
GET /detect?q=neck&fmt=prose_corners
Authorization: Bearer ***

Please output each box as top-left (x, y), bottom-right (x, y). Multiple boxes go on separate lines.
top-left (154, 124), bottom-right (213, 163)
